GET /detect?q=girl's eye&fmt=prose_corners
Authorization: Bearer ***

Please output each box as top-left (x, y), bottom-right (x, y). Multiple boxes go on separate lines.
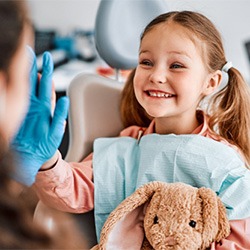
top-left (170, 63), bottom-right (183, 69)
top-left (140, 60), bottom-right (152, 67)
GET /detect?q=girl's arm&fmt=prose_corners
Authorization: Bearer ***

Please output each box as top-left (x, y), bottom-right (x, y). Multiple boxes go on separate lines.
top-left (32, 125), bottom-right (145, 213)
top-left (33, 151), bottom-right (94, 213)
top-left (211, 218), bottom-right (250, 250)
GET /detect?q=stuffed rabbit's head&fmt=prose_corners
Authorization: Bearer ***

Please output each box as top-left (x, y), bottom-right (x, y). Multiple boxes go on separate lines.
top-left (144, 182), bottom-right (230, 250)
top-left (94, 182), bottom-right (230, 250)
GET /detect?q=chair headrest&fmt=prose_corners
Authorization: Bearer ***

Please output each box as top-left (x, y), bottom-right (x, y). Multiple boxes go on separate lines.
top-left (95, 0), bottom-right (168, 70)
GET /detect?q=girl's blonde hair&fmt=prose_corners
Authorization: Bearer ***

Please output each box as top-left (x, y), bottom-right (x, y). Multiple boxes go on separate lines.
top-left (120, 11), bottom-right (250, 166)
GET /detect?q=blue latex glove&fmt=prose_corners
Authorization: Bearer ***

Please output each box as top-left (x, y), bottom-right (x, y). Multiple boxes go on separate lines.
top-left (11, 48), bottom-right (69, 186)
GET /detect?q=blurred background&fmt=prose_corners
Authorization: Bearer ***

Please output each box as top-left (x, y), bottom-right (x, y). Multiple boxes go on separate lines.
top-left (27, 0), bottom-right (250, 82)
top-left (26, 0), bottom-right (250, 157)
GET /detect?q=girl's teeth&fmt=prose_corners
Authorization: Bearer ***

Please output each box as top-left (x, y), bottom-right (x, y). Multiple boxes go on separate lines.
top-left (148, 91), bottom-right (172, 98)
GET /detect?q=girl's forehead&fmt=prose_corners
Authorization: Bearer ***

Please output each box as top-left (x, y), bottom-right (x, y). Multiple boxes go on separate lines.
top-left (145, 21), bottom-right (197, 42)
top-left (141, 21), bottom-right (205, 59)
top-left (141, 22), bottom-right (193, 47)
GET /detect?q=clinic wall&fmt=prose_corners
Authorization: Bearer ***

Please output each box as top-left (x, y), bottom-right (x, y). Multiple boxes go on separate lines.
top-left (27, 0), bottom-right (250, 81)
top-left (27, 0), bottom-right (100, 32)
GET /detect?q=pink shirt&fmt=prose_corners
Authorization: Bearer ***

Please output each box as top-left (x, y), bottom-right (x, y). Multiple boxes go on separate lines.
top-left (34, 111), bottom-right (250, 249)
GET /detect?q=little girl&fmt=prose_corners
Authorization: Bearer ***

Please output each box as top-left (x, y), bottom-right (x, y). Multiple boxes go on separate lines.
top-left (14, 11), bottom-right (250, 248)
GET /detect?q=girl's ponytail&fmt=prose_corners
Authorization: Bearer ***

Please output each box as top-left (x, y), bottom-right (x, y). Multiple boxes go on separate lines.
top-left (208, 67), bottom-right (250, 167)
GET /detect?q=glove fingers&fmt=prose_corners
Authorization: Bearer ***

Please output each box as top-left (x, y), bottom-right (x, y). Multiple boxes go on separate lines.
top-left (27, 46), bottom-right (38, 97)
top-left (49, 96), bottom-right (69, 148)
top-left (12, 98), bottom-right (46, 140)
top-left (39, 52), bottom-right (53, 103)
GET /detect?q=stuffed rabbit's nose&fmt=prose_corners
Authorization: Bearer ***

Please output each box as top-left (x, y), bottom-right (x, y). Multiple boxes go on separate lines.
top-left (165, 236), bottom-right (176, 246)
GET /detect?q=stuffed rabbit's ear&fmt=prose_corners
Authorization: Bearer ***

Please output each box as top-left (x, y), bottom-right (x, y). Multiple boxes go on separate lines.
top-left (198, 187), bottom-right (230, 249)
top-left (215, 196), bottom-right (231, 241)
top-left (98, 181), bottom-right (165, 249)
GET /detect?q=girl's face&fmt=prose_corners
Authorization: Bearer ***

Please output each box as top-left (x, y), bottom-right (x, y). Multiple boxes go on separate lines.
top-left (134, 22), bottom-right (221, 134)
top-left (0, 25), bottom-right (33, 142)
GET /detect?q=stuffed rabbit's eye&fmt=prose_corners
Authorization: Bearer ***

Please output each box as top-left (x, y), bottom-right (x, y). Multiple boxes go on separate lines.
top-left (153, 215), bottom-right (159, 224)
top-left (189, 220), bottom-right (196, 228)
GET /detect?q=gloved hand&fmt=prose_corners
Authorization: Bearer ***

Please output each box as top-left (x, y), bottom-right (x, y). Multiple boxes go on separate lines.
top-left (11, 47), bottom-right (69, 186)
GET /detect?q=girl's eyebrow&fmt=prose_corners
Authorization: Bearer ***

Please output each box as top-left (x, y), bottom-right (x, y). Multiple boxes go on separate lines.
top-left (139, 50), bottom-right (149, 55)
top-left (139, 49), bottom-right (191, 60)
top-left (168, 50), bottom-right (192, 59)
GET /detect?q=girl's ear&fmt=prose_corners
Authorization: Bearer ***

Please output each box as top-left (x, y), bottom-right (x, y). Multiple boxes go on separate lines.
top-left (203, 70), bottom-right (223, 96)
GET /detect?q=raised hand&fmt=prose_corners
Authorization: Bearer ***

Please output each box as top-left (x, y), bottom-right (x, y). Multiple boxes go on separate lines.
top-left (12, 47), bottom-right (69, 186)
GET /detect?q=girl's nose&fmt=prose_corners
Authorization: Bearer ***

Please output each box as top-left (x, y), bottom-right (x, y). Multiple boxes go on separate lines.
top-left (149, 67), bottom-right (167, 84)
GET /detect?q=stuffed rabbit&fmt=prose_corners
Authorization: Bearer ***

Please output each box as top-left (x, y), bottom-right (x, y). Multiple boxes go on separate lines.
top-left (92, 181), bottom-right (230, 250)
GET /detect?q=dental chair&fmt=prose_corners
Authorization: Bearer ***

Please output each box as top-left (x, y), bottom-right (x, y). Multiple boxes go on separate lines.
top-left (33, 0), bottom-right (168, 248)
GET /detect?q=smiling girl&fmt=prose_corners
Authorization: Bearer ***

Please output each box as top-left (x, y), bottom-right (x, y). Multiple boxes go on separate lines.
top-left (28, 11), bottom-right (250, 249)
top-left (119, 11), bottom-right (250, 248)
top-left (121, 12), bottom-right (250, 164)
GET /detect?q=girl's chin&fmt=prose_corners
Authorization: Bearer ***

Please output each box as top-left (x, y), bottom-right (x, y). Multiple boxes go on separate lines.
top-left (144, 110), bottom-right (168, 119)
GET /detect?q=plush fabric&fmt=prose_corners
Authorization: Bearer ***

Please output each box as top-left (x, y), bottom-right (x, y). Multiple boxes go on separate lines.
top-left (92, 182), bottom-right (230, 250)
top-left (93, 134), bottom-right (250, 241)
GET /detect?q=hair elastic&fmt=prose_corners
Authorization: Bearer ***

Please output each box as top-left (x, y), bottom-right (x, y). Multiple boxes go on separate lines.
top-left (221, 61), bottom-right (233, 73)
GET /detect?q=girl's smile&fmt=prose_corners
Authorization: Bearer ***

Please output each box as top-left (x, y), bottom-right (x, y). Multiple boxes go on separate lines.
top-left (145, 90), bottom-right (176, 98)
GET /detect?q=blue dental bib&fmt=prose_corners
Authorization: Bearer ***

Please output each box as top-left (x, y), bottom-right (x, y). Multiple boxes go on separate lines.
top-left (93, 134), bottom-right (250, 241)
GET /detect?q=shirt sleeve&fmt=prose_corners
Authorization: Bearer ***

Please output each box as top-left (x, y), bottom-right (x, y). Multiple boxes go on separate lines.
top-left (210, 218), bottom-right (250, 250)
top-left (33, 151), bottom-right (94, 213)
top-left (32, 125), bottom-right (143, 214)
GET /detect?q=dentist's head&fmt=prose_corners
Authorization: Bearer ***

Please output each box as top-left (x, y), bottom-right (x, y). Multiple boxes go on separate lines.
top-left (0, 0), bottom-right (33, 144)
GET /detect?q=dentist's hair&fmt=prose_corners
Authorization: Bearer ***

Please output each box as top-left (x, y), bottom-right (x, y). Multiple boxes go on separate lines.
top-left (0, 0), bottom-right (30, 170)
top-left (0, 0), bottom-right (30, 167)
top-left (120, 11), bottom-right (250, 166)
top-left (0, 0), bottom-right (31, 76)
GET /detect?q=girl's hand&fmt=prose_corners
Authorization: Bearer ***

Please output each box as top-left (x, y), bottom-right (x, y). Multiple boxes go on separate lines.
top-left (11, 48), bottom-right (69, 186)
